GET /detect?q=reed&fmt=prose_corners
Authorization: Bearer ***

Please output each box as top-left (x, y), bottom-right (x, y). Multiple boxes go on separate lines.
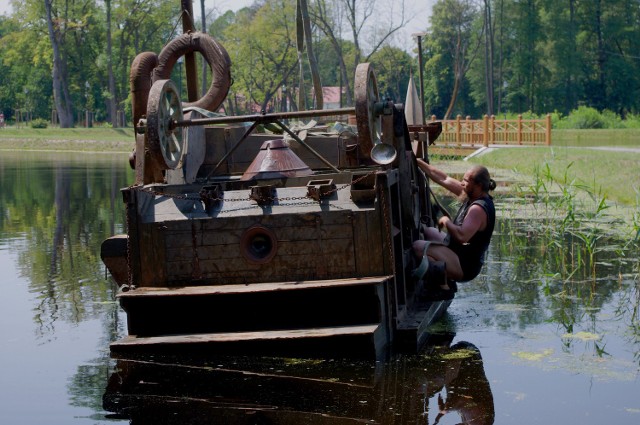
top-left (490, 157), bottom-right (639, 291)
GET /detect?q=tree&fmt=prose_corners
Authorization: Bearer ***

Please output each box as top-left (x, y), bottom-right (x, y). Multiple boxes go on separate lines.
top-left (297, 0), bottom-right (323, 109)
top-left (427, 0), bottom-right (483, 119)
top-left (223, 1), bottom-right (299, 112)
top-left (44, 0), bottom-right (74, 127)
top-left (311, 0), bottom-right (409, 106)
top-left (482, 0), bottom-right (495, 115)
top-left (369, 45), bottom-right (412, 103)
top-left (105, 0), bottom-right (117, 126)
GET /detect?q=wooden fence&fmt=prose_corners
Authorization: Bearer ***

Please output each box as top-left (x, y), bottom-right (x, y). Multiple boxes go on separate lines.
top-left (434, 114), bottom-right (552, 147)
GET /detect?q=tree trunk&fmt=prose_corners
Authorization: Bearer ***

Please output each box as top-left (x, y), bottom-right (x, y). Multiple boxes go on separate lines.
top-left (296, 1), bottom-right (307, 110)
top-left (299, 0), bottom-right (323, 109)
top-left (497, 0), bottom-right (504, 114)
top-left (311, 1), bottom-right (352, 105)
top-left (594, 0), bottom-right (606, 110)
top-left (483, 0), bottom-right (494, 116)
top-left (200, 0), bottom-right (208, 97)
top-left (44, 0), bottom-right (74, 128)
top-left (106, 0), bottom-right (117, 126)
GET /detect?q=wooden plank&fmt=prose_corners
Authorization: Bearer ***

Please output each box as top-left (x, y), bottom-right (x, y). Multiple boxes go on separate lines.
top-left (111, 324), bottom-right (386, 359)
top-left (117, 275), bottom-right (392, 297)
top-left (166, 253), bottom-right (356, 276)
top-left (167, 236), bottom-right (354, 260)
top-left (352, 211), bottom-right (372, 276)
top-left (352, 210), bottom-right (386, 276)
top-left (196, 224), bottom-right (354, 247)
top-left (138, 222), bottom-right (167, 287)
top-left (111, 324), bottom-right (380, 346)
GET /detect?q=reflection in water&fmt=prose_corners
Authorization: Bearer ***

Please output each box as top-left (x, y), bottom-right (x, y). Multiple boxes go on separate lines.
top-left (2, 153), bottom-right (639, 424)
top-left (103, 337), bottom-right (494, 424)
top-left (431, 342), bottom-right (494, 425)
top-left (0, 152), bottom-right (129, 336)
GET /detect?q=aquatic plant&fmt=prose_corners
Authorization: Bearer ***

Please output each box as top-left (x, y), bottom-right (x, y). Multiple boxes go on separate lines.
top-left (506, 159), bottom-right (639, 289)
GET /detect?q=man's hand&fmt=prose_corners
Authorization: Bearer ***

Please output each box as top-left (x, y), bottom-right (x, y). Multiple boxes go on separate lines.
top-left (438, 215), bottom-right (450, 230)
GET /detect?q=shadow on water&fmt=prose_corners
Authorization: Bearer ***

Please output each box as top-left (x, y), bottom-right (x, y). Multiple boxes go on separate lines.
top-left (102, 334), bottom-right (494, 425)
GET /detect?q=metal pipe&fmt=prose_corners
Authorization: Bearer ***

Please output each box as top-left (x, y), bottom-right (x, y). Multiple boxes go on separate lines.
top-left (416, 34), bottom-right (426, 125)
top-left (175, 107), bottom-right (356, 128)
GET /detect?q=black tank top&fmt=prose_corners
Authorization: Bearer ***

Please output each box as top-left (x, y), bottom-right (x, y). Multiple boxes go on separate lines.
top-left (448, 195), bottom-right (496, 281)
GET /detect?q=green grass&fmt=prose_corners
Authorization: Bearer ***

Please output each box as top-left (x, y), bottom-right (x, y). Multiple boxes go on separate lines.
top-left (469, 146), bottom-right (640, 206)
top-left (553, 128), bottom-right (640, 147)
top-left (0, 126), bottom-right (135, 152)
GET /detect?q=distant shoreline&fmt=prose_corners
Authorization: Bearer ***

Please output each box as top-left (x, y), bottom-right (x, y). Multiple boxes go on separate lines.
top-left (0, 128), bottom-right (134, 152)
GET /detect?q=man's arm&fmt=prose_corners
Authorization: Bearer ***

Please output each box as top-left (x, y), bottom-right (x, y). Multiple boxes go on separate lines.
top-left (416, 158), bottom-right (463, 197)
top-left (438, 204), bottom-right (487, 243)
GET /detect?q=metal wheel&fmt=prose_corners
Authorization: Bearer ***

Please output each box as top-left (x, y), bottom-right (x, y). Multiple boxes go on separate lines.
top-left (354, 63), bottom-right (382, 157)
top-left (147, 79), bottom-right (184, 170)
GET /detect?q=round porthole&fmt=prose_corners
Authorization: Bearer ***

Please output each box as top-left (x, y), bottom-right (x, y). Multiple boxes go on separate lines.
top-left (240, 225), bottom-right (278, 264)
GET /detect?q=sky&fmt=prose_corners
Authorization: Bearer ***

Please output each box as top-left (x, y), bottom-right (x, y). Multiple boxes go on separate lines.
top-left (0, 0), bottom-right (433, 52)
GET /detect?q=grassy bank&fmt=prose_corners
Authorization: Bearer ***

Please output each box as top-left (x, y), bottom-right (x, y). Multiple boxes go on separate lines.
top-left (553, 128), bottom-right (640, 147)
top-left (468, 146), bottom-right (639, 206)
top-left (0, 127), bottom-right (135, 152)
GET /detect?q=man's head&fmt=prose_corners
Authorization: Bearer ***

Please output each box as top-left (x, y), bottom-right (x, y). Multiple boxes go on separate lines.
top-left (466, 165), bottom-right (496, 195)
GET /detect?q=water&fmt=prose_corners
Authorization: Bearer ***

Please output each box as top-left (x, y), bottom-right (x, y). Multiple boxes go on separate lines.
top-left (0, 151), bottom-right (638, 424)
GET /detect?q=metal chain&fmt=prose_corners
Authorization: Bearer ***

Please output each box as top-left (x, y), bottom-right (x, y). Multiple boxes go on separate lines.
top-left (131, 169), bottom-right (379, 205)
top-left (125, 185), bottom-right (136, 289)
top-left (379, 186), bottom-right (396, 274)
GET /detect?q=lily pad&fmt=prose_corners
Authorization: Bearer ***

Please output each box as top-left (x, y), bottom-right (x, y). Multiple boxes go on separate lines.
top-left (512, 348), bottom-right (554, 361)
top-left (561, 331), bottom-right (601, 341)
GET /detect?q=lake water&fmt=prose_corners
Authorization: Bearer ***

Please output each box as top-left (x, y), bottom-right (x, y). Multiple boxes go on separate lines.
top-left (1, 151), bottom-right (638, 424)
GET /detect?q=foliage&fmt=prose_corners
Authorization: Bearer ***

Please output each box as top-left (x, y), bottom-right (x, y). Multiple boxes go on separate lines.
top-left (222, 1), bottom-right (298, 112)
top-left (368, 45), bottom-right (412, 102)
top-left (427, 0), bottom-right (640, 118)
top-left (30, 118), bottom-right (49, 129)
top-left (2, 0), bottom-right (640, 125)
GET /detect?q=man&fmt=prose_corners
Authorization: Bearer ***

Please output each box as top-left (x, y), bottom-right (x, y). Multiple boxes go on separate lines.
top-left (413, 159), bottom-right (496, 294)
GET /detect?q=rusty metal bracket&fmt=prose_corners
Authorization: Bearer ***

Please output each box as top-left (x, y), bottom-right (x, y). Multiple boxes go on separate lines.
top-left (199, 184), bottom-right (222, 213)
top-left (249, 185), bottom-right (276, 205)
top-left (306, 179), bottom-right (336, 201)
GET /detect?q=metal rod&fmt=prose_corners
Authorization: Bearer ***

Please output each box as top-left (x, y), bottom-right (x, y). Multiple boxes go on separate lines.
top-left (175, 107), bottom-right (356, 128)
top-left (273, 120), bottom-right (340, 173)
top-left (416, 34), bottom-right (426, 125)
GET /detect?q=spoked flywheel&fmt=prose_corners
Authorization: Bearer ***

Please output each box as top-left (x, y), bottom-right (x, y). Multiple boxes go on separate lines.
top-left (146, 79), bottom-right (184, 170)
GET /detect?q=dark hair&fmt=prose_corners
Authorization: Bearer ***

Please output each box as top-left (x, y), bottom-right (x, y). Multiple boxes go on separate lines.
top-left (470, 165), bottom-right (496, 192)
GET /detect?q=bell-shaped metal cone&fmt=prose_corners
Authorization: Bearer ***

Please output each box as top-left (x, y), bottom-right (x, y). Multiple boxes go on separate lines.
top-left (240, 139), bottom-right (313, 181)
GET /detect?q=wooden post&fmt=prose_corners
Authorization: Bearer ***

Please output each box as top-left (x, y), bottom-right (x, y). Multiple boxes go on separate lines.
top-left (483, 115), bottom-right (489, 147)
top-left (517, 114), bottom-right (523, 145)
top-left (490, 115), bottom-right (495, 145)
top-left (456, 115), bottom-right (461, 146)
top-left (545, 113), bottom-right (552, 145)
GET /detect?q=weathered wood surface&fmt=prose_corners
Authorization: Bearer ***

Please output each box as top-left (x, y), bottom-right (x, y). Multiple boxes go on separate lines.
top-left (132, 196), bottom-right (386, 285)
top-left (110, 324), bottom-right (386, 359)
top-left (117, 275), bottom-right (393, 297)
top-left (113, 324), bottom-right (380, 344)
